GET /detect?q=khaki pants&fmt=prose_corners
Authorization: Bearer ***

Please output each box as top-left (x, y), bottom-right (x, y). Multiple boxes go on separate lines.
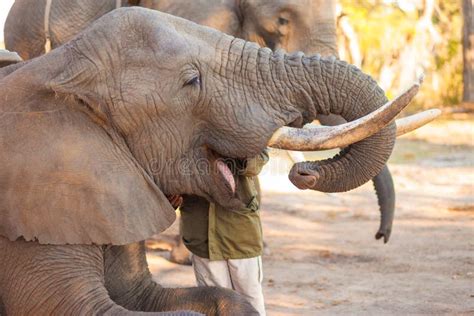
top-left (192, 254), bottom-right (266, 316)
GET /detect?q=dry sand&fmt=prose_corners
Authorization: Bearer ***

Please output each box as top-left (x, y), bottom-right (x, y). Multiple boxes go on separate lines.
top-left (147, 115), bottom-right (474, 315)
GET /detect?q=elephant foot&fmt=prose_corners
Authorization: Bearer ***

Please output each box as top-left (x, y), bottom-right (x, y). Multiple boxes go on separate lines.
top-left (145, 234), bottom-right (191, 265)
top-left (141, 285), bottom-right (259, 316)
top-left (169, 236), bottom-right (192, 266)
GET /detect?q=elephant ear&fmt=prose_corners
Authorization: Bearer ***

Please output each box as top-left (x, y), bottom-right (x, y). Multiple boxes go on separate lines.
top-left (0, 107), bottom-right (176, 245)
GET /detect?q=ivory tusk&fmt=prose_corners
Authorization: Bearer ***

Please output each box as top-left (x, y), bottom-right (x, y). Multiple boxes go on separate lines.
top-left (303, 109), bottom-right (442, 138)
top-left (268, 77), bottom-right (422, 151)
top-left (0, 50), bottom-right (22, 65)
top-left (395, 109), bottom-right (441, 136)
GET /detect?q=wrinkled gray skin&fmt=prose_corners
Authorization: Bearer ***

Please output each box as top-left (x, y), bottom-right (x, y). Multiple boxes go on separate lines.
top-left (0, 7), bottom-right (396, 313)
top-left (238, 0), bottom-right (394, 243)
top-left (1, 239), bottom-right (255, 315)
top-left (5, 0), bottom-right (394, 269)
top-left (4, 0), bottom-right (395, 245)
top-left (153, 0), bottom-right (395, 248)
top-left (4, 0), bottom-right (336, 58)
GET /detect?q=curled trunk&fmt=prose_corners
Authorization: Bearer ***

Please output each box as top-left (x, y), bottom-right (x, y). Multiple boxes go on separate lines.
top-left (218, 40), bottom-right (396, 193)
top-left (274, 53), bottom-right (396, 192)
top-left (305, 11), bottom-right (398, 242)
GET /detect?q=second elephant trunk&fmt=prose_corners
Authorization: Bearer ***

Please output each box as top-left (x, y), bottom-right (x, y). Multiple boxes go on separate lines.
top-left (373, 165), bottom-right (395, 243)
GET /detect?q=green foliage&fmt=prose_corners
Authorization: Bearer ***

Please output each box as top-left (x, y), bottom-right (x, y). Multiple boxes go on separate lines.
top-left (339, 0), bottom-right (462, 109)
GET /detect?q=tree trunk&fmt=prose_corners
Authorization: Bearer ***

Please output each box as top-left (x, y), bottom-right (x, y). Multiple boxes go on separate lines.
top-left (463, 0), bottom-right (474, 104)
top-left (337, 14), bottom-right (362, 68)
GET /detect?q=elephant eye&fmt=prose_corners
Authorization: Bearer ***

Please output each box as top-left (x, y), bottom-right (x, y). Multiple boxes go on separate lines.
top-left (278, 17), bottom-right (289, 26)
top-left (184, 75), bottom-right (200, 87)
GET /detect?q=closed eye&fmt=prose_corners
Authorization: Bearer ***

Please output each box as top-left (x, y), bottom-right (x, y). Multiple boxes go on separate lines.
top-left (278, 17), bottom-right (289, 25)
top-left (184, 75), bottom-right (201, 87)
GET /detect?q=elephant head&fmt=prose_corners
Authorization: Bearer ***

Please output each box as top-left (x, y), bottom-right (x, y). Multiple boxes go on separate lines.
top-left (0, 8), bottom-right (420, 246)
top-left (136, 0), bottom-right (241, 35)
top-left (239, 0), bottom-right (337, 55)
top-left (134, 0), bottom-right (337, 55)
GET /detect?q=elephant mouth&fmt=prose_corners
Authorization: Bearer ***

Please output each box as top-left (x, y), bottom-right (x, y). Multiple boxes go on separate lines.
top-left (206, 148), bottom-right (238, 207)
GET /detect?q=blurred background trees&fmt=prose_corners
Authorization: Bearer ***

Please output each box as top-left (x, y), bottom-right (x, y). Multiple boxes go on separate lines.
top-left (463, 0), bottom-right (473, 105)
top-left (337, 0), bottom-right (464, 111)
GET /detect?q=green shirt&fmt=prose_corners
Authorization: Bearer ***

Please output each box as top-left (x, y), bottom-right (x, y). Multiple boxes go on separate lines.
top-left (180, 151), bottom-right (268, 260)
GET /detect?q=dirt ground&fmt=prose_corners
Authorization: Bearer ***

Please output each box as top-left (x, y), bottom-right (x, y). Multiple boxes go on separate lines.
top-left (146, 115), bottom-right (474, 315)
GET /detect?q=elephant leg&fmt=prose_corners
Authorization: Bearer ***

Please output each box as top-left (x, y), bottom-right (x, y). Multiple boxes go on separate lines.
top-left (373, 165), bottom-right (395, 243)
top-left (105, 242), bottom-right (258, 315)
top-left (138, 284), bottom-right (258, 316)
top-left (0, 237), bottom-right (189, 316)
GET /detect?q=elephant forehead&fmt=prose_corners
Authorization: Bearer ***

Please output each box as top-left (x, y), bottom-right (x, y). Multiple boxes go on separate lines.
top-left (148, 26), bottom-right (191, 59)
top-left (97, 8), bottom-right (196, 60)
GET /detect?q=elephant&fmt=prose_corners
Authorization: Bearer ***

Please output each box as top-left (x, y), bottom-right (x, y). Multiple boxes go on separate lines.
top-left (145, 0), bottom-right (396, 252)
top-left (4, 0), bottom-right (338, 58)
top-left (4, 0), bottom-right (396, 248)
top-left (0, 5), bottom-right (428, 314)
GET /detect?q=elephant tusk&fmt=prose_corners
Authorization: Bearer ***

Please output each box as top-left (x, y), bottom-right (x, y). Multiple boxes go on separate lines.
top-left (395, 108), bottom-right (441, 136)
top-left (301, 108), bottom-right (441, 139)
top-left (0, 49), bottom-right (22, 64)
top-left (283, 109), bottom-right (440, 159)
top-left (268, 77), bottom-right (423, 151)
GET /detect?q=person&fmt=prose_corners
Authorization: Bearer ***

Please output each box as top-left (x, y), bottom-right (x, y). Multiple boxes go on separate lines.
top-left (180, 150), bottom-right (269, 316)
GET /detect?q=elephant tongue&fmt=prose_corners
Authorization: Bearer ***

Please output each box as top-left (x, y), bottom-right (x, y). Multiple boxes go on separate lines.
top-left (215, 159), bottom-right (236, 194)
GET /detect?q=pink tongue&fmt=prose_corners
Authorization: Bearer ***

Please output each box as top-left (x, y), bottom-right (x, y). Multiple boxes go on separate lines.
top-left (216, 160), bottom-right (236, 194)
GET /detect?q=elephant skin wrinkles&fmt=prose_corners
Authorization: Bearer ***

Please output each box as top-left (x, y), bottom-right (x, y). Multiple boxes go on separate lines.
top-left (0, 7), bottom-right (398, 315)
top-left (4, 0), bottom-right (396, 243)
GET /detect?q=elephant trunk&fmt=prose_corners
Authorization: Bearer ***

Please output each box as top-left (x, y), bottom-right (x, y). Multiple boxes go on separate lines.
top-left (300, 55), bottom-right (395, 192)
top-left (373, 165), bottom-right (395, 243)
top-left (262, 50), bottom-right (397, 193)
top-left (306, 19), bottom-right (338, 57)
top-left (307, 18), bottom-right (398, 240)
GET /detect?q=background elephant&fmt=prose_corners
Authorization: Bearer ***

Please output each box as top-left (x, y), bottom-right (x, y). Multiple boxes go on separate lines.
top-left (4, 0), bottom-right (395, 246)
top-left (4, 0), bottom-right (337, 59)
top-left (0, 7), bottom-right (415, 313)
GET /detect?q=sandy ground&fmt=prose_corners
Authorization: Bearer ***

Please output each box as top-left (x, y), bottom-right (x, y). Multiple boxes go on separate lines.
top-left (146, 115), bottom-right (474, 315)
